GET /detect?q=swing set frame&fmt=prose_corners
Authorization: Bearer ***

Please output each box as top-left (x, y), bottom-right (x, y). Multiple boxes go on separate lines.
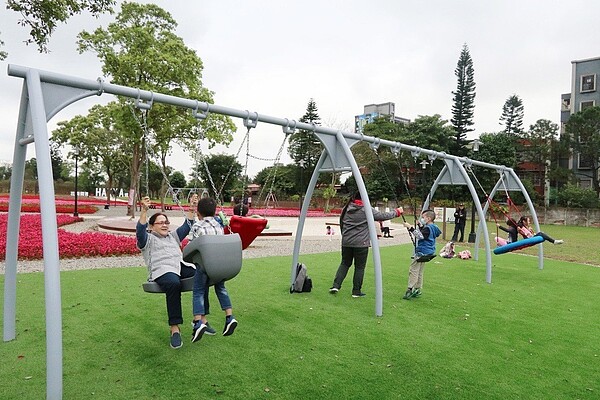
top-left (3, 65), bottom-right (543, 399)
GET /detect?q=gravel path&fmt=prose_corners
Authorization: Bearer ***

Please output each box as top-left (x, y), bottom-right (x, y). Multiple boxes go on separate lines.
top-left (1, 206), bottom-right (412, 274)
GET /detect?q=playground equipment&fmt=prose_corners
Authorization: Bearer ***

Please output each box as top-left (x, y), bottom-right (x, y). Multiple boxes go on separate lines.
top-left (3, 65), bottom-right (542, 399)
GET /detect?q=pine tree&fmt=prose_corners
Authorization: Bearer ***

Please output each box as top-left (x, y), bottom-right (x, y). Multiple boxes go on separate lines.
top-left (288, 98), bottom-right (323, 167)
top-left (499, 94), bottom-right (524, 134)
top-left (451, 44), bottom-right (476, 156)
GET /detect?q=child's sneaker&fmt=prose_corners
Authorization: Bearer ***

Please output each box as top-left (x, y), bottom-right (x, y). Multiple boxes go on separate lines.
top-left (191, 320), bottom-right (207, 343)
top-left (205, 323), bottom-right (217, 336)
top-left (554, 239), bottom-right (564, 245)
top-left (403, 289), bottom-right (413, 300)
top-left (191, 320), bottom-right (216, 336)
top-left (412, 288), bottom-right (422, 298)
top-left (223, 316), bottom-right (238, 336)
top-left (170, 332), bottom-right (182, 349)
top-left (329, 287), bottom-right (339, 294)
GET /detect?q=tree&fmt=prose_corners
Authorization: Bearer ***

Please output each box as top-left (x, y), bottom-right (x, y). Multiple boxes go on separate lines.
top-left (254, 164), bottom-right (297, 199)
top-left (197, 153), bottom-right (242, 203)
top-left (500, 94), bottom-right (525, 134)
top-left (24, 158), bottom-right (37, 180)
top-left (520, 119), bottom-right (558, 204)
top-left (169, 171), bottom-right (186, 189)
top-left (49, 140), bottom-right (65, 181)
top-left (450, 44), bottom-right (476, 157)
top-left (3, 0), bottom-right (115, 58)
top-left (0, 164), bottom-right (11, 181)
top-left (472, 131), bottom-right (518, 191)
top-left (76, 2), bottom-right (232, 215)
top-left (0, 34), bottom-right (7, 60)
top-left (565, 106), bottom-right (600, 196)
top-left (52, 102), bottom-right (132, 205)
top-left (288, 98), bottom-right (323, 169)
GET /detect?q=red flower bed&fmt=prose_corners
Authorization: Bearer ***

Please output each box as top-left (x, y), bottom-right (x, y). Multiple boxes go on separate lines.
top-left (0, 214), bottom-right (138, 261)
top-left (0, 201), bottom-right (98, 214)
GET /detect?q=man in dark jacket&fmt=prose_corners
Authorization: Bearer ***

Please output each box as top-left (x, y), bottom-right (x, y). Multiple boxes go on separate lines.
top-left (451, 203), bottom-right (467, 242)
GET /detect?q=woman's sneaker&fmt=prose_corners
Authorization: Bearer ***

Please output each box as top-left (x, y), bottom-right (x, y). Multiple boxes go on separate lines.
top-left (170, 332), bottom-right (182, 349)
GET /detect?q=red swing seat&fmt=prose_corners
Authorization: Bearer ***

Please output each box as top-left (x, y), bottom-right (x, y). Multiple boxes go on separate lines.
top-left (225, 215), bottom-right (268, 249)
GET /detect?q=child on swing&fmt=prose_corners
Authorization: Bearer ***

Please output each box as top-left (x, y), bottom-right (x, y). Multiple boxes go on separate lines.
top-left (402, 209), bottom-right (442, 300)
top-left (495, 218), bottom-right (518, 246)
top-left (517, 216), bottom-right (564, 245)
top-left (190, 197), bottom-right (238, 344)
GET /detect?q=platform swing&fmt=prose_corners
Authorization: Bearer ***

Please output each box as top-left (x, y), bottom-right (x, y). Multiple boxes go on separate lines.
top-left (465, 166), bottom-right (541, 255)
top-left (492, 174), bottom-right (543, 254)
top-left (132, 103), bottom-right (243, 293)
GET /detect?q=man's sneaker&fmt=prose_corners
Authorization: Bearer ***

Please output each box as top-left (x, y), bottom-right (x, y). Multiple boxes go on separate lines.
top-left (412, 288), bottom-right (422, 298)
top-left (329, 287), bottom-right (339, 294)
top-left (223, 317), bottom-right (238, 336)
top-left (191, 320), bottom-right (207, 343)
top-left (352, 292), bottom-right (366, 298)
top-left (205, 323), bottom-right (217, 336)
top-left (170, 332), bottom-right (182, 349)
top-left (554, 239), bottom-right (564, 245)
top-left (403, 289), bottom-right (413, 300)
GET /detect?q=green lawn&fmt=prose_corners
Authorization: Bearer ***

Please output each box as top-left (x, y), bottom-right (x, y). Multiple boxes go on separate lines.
top-left (1, 236), bottom-right (599, 399)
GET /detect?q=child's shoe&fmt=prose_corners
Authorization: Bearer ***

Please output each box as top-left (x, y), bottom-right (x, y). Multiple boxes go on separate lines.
top-left (223, 316), bottom-right (238, 336)
top-left (191, 320), bottom-right (207, 343)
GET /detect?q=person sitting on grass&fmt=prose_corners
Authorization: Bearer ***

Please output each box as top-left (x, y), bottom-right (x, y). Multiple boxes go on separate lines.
top-left (137, 194), bottom-right (198, 349)
top-left (517, 216), bottom-right (564, 245)
top-left (402, 209), bottom-right (441, 300)
top-left (190, 197), bottom-right (238, 344)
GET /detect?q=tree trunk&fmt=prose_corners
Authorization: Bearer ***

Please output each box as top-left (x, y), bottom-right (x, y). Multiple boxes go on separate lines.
top-left (105, 173), bottom-right (113, 207)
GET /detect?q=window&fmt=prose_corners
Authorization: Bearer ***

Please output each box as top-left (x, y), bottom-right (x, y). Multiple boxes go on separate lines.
top-left (580, 100), bottom-right (595, 111)
top-left (580, 74), bottom-right (596, 92)
top-left (561, 97), bottom-right (571, 111)
top-left (577, 153), bottom-right (593, 169)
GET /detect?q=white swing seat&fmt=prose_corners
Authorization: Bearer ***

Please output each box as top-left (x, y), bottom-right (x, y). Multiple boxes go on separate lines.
top-left (183, 233), bottom-right (243, 286)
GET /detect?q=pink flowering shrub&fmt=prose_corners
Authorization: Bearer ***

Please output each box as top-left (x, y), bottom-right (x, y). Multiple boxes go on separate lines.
top-left (0, 214), bottom-right (138, 261)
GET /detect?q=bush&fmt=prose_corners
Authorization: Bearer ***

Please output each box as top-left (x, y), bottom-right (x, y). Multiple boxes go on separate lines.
top-left (556, 185), bottom-right (600, 208)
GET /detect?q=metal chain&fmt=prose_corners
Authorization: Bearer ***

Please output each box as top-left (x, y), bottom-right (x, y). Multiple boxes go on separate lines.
top-left (128, 102), bottom-right (194, 230)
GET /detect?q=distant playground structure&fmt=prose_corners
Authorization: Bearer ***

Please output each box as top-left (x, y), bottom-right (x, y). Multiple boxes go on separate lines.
top-left (4, 65), bottom-right (543, 399)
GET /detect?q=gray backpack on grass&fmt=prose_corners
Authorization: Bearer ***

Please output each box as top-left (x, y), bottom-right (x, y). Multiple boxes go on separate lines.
top-left (290, 263), bottom-right (312, 293)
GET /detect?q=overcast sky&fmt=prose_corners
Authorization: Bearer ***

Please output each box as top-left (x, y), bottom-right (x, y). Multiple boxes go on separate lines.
top-left (1, 0), bottom-right (599, 179)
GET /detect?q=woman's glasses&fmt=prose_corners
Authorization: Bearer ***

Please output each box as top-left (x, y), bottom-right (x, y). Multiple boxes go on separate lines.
top-left (153, 221), bottom-right (170, 226)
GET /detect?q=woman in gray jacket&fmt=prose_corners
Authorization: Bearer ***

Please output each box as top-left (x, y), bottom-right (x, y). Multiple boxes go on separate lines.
top-left (329, 191), bottom-right (403, 297)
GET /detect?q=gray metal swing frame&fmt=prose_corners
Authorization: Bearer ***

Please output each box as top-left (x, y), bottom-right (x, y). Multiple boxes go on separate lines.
top-left (3, 65), bottom-right (542, 399)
